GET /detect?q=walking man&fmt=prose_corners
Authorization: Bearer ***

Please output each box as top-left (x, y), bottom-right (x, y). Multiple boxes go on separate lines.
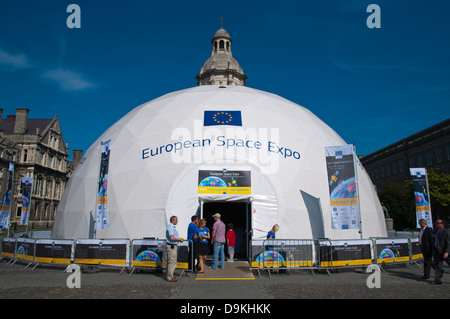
top-left (431, 219), bottom-right (450, 285)
top-left (418, 218), bottom-right (434, 280)
top-left (166, 216), bottom-right (184, 282)
top-left (211, 213), bottom-right (226, 270)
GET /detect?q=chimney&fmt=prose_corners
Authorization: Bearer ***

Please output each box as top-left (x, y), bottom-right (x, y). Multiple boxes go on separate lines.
top-left (72, 149), bottom-right (83, 167)
top-left (0, 108), bottom-right (3, 123)
top-left (14, 108), bottom-right (29, 134)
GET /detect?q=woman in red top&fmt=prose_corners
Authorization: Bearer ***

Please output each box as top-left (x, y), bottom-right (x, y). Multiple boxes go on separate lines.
top-left (226, 223), bottom-right (236, 262)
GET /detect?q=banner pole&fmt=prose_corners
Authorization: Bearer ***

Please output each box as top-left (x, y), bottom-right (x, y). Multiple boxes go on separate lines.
top-left (352, 144), bottom-right (363, 239)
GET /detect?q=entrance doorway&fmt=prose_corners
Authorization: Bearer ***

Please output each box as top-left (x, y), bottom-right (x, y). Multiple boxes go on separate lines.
top-left (201, 200), bottom-right (252, 260)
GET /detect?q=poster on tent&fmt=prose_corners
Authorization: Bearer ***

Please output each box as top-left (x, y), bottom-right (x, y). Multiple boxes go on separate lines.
top-left (19, 177), bottom-right (33, 226)
top-left (325, 144), bottom-right (360, 230)
top-left (0, 163), bottom-right (14, 229)
top-left (410, 168), bottom-right (432, 228)
top-left (198, 167), bottom-right (251, 194)
top-left (96, 139), bottom-right (111, 230)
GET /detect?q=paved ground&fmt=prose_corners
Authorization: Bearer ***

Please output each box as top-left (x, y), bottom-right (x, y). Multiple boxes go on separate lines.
top-left (0, 259), bottom-right (449, 299)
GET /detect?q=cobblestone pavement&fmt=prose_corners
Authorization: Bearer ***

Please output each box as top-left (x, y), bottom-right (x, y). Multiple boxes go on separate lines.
top-left (0, 260), bottom-right (449, 299)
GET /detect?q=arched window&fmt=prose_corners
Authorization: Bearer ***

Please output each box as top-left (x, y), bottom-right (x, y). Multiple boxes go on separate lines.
top-left (219, 40), bottom-right (224, 49)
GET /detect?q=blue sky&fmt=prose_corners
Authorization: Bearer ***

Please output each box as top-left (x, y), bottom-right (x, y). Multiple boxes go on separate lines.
top-left (0, 0), bottom-right (449, 159)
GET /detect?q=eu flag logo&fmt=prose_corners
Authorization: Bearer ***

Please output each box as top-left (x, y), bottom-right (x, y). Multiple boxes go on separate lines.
top-left (204, 111), bottom-right (242, 126)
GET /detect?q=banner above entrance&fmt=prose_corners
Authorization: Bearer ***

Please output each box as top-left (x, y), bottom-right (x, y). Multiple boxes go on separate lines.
top-left (198, 167), bottom-right (251, 195)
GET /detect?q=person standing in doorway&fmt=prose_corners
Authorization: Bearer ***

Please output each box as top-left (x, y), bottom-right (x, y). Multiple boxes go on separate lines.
top-left (165, 216), bottom-right (184, 282)
top-left (211, 213), bottom-right (226, 270)
top-left (418, 218), bottom-right (434, 280)
top-left (226, 223), bottom-right (236, 262)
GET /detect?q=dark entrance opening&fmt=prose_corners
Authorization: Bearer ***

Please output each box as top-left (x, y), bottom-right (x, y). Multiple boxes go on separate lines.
top-left (202, 201), bottom-right (252, 260)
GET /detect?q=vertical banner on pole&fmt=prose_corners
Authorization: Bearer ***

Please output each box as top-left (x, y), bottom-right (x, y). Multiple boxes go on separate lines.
top-left (20, 177), bottom-right (33, 226)
top-left (0, 163), bottom-right (14, 231)
top-left (96, 139), bottom-right (111, 230)
top-left (410, 168), bottom-right (432, 228)
top-left (325, 144), bottom-right (360, 230)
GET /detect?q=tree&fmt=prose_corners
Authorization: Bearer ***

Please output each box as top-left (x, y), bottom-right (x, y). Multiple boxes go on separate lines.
top-left (377, 169), bottom-right (450, 230)
top-left (378, 180), bottom-right (416, 230)
top-left (427, 169), bottom-right (450, 222)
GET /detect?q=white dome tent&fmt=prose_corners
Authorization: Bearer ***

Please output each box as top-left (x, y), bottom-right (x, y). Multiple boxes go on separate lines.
top-left (52, 85), bottom-right (387, 246)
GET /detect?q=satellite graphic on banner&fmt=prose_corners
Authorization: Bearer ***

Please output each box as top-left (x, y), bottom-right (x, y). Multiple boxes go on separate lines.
top-left (325, 144), bottom-right (360, 230)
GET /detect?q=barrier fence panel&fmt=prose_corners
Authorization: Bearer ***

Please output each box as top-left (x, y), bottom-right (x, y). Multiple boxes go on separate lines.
top-left (15, 237), bottom-right (36, 267)
top-left (250, 239), bottom-right (315, 276)
top-left (176, 240), bottom-right (193, 272)
top-left (374, 238), bottom-right (410, 265)
top-left (34, 239), bottom-right (74, 266)
top-left (318, 239), bottom-right (373, 269)
top-left (250, 239), bottom-right (266, 269)
top-left (74, 239), bottom-right (129, 268)
top-left (131, 239), bottom-right (166, 270)
top-left (1, 237), bottom-right (16, 260)
top-left (409, 238), bottom-right (423, 261)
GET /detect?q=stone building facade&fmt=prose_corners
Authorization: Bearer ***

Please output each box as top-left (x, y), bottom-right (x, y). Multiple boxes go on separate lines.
top-left (0, 108), bottom-right (81, 230)
top-left (360, 118), bottom-right (450, 190)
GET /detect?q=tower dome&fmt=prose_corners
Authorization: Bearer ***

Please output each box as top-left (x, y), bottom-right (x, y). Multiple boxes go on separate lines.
top-left (196, 27), bottom-right (247, 86)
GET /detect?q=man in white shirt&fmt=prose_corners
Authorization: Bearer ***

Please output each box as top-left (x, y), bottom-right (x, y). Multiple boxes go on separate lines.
top-left (166, 216), bottom-right (184, 282)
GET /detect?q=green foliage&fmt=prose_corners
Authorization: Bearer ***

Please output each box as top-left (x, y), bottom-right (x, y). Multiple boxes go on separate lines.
top-left (427, 169), bottom-right (450, 222)
top-left (378, 180), bottom-right (415, 230)
top-left (378, 169), bottom-right (450, 230)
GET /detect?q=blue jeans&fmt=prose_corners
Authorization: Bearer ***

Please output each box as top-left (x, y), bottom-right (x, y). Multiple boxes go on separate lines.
top-left (213, 242), bottom-right (225, 269)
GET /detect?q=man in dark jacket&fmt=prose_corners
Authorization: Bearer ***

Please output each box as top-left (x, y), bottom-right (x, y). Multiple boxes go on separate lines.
top-left (418, 219), bottom-right (434, 280)
top-left (431, 219), bottom-right (450, 285)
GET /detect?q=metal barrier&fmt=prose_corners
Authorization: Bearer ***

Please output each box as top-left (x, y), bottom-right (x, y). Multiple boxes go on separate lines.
top-left (317, 239), bottom-right (373, 275)
top-left (129, 239), bottom-right (194, 277)
top-left (1, 236), bottom-right (426, 277)
top-left (33, 239), bottom-right (75, 268)
top-left (14, 237), bottom-right (36, 268)
top-left (74, 238), bottom-right (130, 273)
top-left (373, 238), bottom-right (410, 265)
top-left (250, 239), bottom-right (316, 277)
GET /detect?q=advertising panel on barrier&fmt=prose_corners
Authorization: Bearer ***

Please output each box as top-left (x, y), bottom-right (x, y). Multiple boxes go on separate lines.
top-left (34, 239), bottom-right (74, 265)
top-left (176, 240), bottom-right (191, 270)
top-left (250, 239), bottom-right (314, 268)
top-left (131, 239), bottom-right (165, 268)
top-left (319, 240), bottom-right (372, 267)
top-left (75, 239), bottom-right (128, 266)
top-left (409, 238), bottom-right (423, 261)
top-left (1, 237), bottom-right (16, 259)
top-left (15, 237), bottom-right (35, 262)
top-left (375, 239), bottom-right (409, 264)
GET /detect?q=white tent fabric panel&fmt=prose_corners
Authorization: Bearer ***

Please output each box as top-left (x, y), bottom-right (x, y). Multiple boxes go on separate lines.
top-left (53, 85), bottom-right (387, 240)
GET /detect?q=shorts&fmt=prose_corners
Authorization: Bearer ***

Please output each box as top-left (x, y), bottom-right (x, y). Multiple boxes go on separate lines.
top-left (228, 246), bottom-right (235, 255)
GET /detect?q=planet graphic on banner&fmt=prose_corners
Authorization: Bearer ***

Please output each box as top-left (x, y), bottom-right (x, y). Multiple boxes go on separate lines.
top-left (16, 246), bottom-right (26, 255)
top-left (135, 250), bottom-right (161, 262)
top-left (198, 176), bottom-right (227, 187)
top-left (255, 250), bottom-right (285, 263)
top-left (379, 248), bottom-right (395, 259)
top-left (330, 177), bottom-right (357, 199)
